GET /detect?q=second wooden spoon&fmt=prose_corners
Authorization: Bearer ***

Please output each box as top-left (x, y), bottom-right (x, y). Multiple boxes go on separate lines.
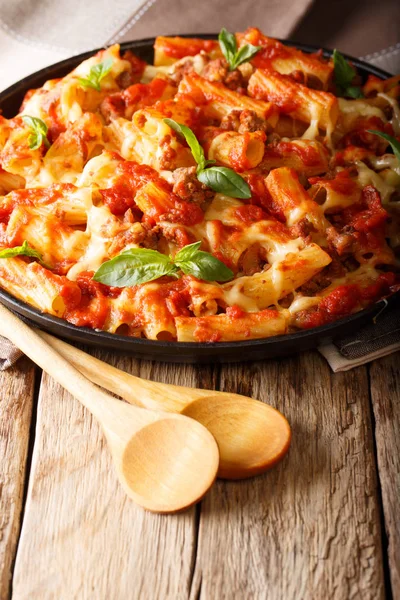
top-left (39, 331), bottom-right (291, 479)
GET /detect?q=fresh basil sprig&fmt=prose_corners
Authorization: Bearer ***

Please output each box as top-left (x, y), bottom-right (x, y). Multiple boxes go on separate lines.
top-left (367, 130), bottom-right (400, 162)
top-left (22, 116), bottom-right (50, 150)
top-left (93, 242), bottom-right (233, 287)
top-left (218, 28), bottom-right (261, 71)
top-left (164, 118), bottom-right (251, 199)
top-left (78, 58), bottom-right (114, 92)
top-left (174, 241), bottom-right (233, 281)
top-left (0, 240), bottom-right (47, 265)
top-left (332, 49), bottom-right (364, 99)
top-left (164, 119), bottom-right (215, 172)
top-left (93, 248), bottom-right (179, 287)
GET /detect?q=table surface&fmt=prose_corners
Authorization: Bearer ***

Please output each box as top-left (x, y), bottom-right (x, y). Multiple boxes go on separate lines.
top-left (0, 347), bottom-right (399, 600)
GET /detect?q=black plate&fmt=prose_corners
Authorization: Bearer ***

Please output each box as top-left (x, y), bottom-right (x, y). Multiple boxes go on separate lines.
top-left (0, 35), bottom-right (398, 363)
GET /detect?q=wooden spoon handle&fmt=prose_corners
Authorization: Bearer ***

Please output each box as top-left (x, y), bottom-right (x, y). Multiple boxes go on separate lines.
top-left (37, 331), bottom-right (212, 412)
top-left (0, 304), bottom-right (127, 424)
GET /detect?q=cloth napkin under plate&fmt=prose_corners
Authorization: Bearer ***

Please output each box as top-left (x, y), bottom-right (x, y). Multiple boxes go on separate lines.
top-left (0, 1), bottom-right (399, 371)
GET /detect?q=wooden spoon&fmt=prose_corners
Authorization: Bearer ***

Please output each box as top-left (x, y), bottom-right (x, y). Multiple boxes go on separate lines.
top-left (0, 303), bottom-right (219, 513)
top-left (38, 330), bottom-right (291, 479)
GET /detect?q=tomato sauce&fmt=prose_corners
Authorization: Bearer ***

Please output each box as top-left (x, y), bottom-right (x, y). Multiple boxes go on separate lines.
top-left (159, 38), bottom-right (218, 59)
top-left (64, 272), bottom-right (122, 329)
top-left (124, 78), bottom-right (171, 110)
top-left (122, 50), bottom-right (147, 79)
top-left (246, 173), bottom-right (286, 222)
top-left (234, 204), bottom-right (268, 223)
top-left (269, 140), bottom-right (327, 167)
top-left (340, 117), bottom-right (394, 151)
top-left (100, 183), bottom-right (137, 216)
top-left (298, 271), bottom-right (398, 330)
top-left (309, 169), bottom-right (359, 195)
top-left (342, 186), bottom-right (388, 235)
top-left (163, 201), bottom-right (204, 226)
top-left (298, 284), bottom-right (361, 328)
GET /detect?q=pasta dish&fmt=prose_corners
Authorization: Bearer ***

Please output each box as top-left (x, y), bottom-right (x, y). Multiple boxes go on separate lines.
top-left (0, 28), bottom-right (399, 342)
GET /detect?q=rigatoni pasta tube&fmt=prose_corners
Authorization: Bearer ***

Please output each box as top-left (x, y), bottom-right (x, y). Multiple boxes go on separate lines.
top-left (178, 74), bottom-right (279, 125)
top-left (265, 167), bottom-right (329, 231)
top-left (154, 36), bottom-right (220, 67)
top-left (221, 244), bottom-right (332, 309)
top-left (237, 28), bottom-right (333, 88)
top-left (248, 69), bottom-right (338, 135)
top-left (0, 259), bottom-right (81, 317)
top-left (261, 140), bottom-right (329, 177)
top-left (208, 131), bottom-right (266, 171)
top-left (176, 308), bottom-right (287, 342)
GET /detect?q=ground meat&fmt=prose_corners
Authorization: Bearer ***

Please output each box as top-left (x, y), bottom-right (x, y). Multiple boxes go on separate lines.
top-left (326, 225), bottom-right (356, 255)
top-left (220, 109), bottom-right (241, 131)
top-left (172, 166), bottom-right (214, 204)
top-left (168, 59), bottom-right (196, 85)
top-left (220, 109), bottom-right (269, 133)
top-left (158, 146), bottom-right (178, 170)
top-left (108, 223), bottom-right (159, 255)
top-left (289, 218), bottom-right (315, 240)
top-left (201, 59), bottom-right (245, 90)
top-left (299, 257), bottom-right (346, 295)
top-left (288, 70), bottom-right (306, 85)
top-left (99, 94), bottom-right (126, 121)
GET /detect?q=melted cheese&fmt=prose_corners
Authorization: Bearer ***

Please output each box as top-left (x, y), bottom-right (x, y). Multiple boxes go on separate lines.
top-left (222, 278), bottom-right (260, 312)
top-left (355, 161), bottom-right (395, 204)
top-left (338, 98), bottom-right (386, 121)
top-left (288, 295), bottom-right (320, 315)
top-left (378, 92), bottom-right (400, 135)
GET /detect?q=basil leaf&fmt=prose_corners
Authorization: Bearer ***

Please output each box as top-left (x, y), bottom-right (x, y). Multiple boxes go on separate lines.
top-left (78, 57), bottom-right (114, 92)
top-left (163, 118), bottom-right (212, 171)
top-left (218, 28), bottom-right (261, 71)
top-left (218, 28), bottom-right (237, 63)
top-left (0, 240), bottom-right (46, 264)
top-left (367, 130), bottom-right (400, 162)
top-left (176, 251), bottom-right (233, 282)
top-left (332, 49), bottom-right (364, 99)
top-left (93, 248), bottom-right (177, 287)
top-left (22, 115), bottom-right (50, 150)
top-left (174, 241), bottom-right (202, 262)
top-left (345, 85), bottom-right (364, 99)
top-left (198, 166), bottom-right (251, 199)
top-left (231, 43), bottom-right (262, 70)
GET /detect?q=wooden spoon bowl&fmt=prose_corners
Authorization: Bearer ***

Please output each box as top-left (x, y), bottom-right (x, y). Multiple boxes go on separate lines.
top-left (181, 395), bottom-right (291, 479)
top-left (116, 415), bottom-right (218, 512)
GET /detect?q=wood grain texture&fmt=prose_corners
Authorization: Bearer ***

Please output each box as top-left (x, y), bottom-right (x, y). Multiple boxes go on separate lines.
top-left (369, 352), bottom-right (400, 594)
top-left (0, 358), bottom-right (35, 600)
top-left (12, 351), bottom-right (213, 600)
top-left (191, 352), bottom-right (385, 600)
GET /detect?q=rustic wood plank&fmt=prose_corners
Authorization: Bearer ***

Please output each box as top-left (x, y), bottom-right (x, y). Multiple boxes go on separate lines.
top-left (12, 351), bottom-right (212, 600)
top-left (369, 352), bottom-right (400, 594)
top-left (0, 358), bottom-right (36, 600)
top-left (192, 351), bottom-right (385, 600)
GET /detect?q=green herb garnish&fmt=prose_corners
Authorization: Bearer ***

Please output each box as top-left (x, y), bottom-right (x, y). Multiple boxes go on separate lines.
top-left (0, 240), bottom-right (47, 265)
top-left (78, 58), bottom-right (114, 92)
top-left (367, 130), bottom-right (400, 162)
top-left (333, 49), bottom-right (364, 99)
top-left (93, 242), bottom-right (233, 287)
top-left (22, 116), bottom-right (50, 150)
top-left (164, 118), bottom-right (251, 199)
top-left (218, 28), bottom-right (261, 71)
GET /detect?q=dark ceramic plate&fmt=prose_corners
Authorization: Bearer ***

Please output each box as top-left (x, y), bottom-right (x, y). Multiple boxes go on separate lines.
top-left (0, 36), bottom-right (398, 363)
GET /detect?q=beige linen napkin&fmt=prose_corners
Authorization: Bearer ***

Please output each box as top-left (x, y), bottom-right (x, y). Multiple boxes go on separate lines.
top-left (0, 0), bottom-right (399, 371)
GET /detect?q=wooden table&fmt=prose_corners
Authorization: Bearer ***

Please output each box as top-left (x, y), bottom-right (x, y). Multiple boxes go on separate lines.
top-left (1, 348), bottom-right (399, 599)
